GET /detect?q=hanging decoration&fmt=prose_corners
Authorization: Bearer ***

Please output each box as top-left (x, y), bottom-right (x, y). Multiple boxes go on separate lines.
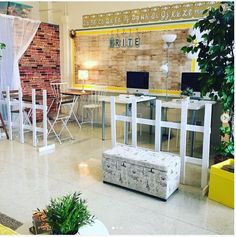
top-left (109, 31), bottom-right (115, 48)
top-left (83, 1), bottom-right (220, 28)
top-left (121, 30), bottom-right (126, 48)
top-left (135, 29), bottom-right (140, 48)
top-left (69, 29), bottom-right (76, 39)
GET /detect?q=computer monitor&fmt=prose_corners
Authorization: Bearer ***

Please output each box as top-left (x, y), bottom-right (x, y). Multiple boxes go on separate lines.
top-left (126, 71), bottom-right (149, 95)
top-left (181, 72), bottom-right (206, 98)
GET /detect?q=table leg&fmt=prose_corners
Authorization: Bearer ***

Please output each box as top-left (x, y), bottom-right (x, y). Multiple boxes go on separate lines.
top-left (102, 101), bottom-right (105, 141)
top-left (190, 110), bottom-right (196, 157)
top-left (124, 104), bottom-right (129, 144)
top-left (72, 96), bottom-right (81, 128)
top-left (160, 107), bottom-right (168, 150)
top-left (160, 107), bottom-right (165, 150)
top-left (75, 95), bottom-right (81, 120)
top-left (149, 100), bottom-right (154, 135)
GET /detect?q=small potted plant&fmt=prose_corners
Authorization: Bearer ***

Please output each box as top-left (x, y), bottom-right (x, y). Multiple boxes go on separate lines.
top-left (46, 192), bottom-right (95, 235)
top-left (181, 87), bottom-right (194, 97)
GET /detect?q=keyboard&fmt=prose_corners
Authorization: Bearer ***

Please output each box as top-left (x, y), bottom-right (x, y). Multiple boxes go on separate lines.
top-left (119, 94), bottom-right (135, 99)
top-left (171, 99), bottom-right (199, 104)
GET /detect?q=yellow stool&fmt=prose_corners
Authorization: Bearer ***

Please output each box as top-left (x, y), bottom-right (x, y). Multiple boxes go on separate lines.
top-left (0, 224), bottom-right (17, 235)
top-left (208, 159), bottom-right (234, 208)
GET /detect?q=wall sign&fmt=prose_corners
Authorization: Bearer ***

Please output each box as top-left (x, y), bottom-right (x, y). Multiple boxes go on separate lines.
top-left (109, 35), bottom-right (140, 48)
top-left (83, 2), bottom-right (220, 28)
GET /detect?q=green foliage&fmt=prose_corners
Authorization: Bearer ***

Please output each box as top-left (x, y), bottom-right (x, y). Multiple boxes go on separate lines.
top-left (181, 87), bottom-right (194, 97)
top-left (215, 140), bottom-right (234, 158)
top-left (181, 2), bottom-right (234, 159)
top-left (0, 43), bottom-right (6, 60)
top-left (220, 126), bottom-right (231, 136)
top-left (46, 192), bottom-right (95, 235)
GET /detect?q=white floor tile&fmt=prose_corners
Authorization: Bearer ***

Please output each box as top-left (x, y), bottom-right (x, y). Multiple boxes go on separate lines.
top-left (0, 123), bottom-right (234, 235)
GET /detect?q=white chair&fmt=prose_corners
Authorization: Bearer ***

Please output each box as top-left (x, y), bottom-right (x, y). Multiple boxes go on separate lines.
top-left (2, 90), bottom-right (32, 127)
top-left (0, 112), bottom-right (9, 139)
top-left (50, 82), bottom-right (81, 128)
top-left (48, 82), bottom-right (78, 144)
top-left (81, 87), bottom-right (105, 125)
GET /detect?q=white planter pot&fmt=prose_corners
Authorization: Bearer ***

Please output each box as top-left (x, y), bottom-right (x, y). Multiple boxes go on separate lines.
top-left (77, 219), bottom-right (109, 236)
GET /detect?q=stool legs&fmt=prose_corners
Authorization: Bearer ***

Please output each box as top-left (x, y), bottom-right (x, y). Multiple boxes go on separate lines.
top-left (0, 113), bottom-right (9, 139)
top-left (167, 128), bottom-right (171, 151)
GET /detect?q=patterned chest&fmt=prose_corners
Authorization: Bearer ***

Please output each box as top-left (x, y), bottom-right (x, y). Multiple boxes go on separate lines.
top-left (102, 144), bottom-right (181, 200)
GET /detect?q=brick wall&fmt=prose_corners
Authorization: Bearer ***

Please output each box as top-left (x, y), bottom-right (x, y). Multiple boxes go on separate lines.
top-left (19, 22), bottom-right (60, 96)
top-left (19, 22), bottom-right (60, 121)
top-left (74, 29), bottom-right (192, 91)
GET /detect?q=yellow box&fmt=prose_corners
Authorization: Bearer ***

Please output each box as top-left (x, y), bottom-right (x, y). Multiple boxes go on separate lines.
top-left (0, 224), bottom-right (17, 235)
top-left (208, 159), bottom-right (234, 208)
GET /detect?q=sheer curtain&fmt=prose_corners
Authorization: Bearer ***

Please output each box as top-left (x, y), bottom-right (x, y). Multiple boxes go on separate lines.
top-left (0, 13), bottom-right (40, 92)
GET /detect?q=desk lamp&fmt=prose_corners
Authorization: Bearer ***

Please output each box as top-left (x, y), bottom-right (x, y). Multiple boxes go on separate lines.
top-left (78, 70), bottom-right (88, 93)
top-left (161, 34), bottom-right (177, 100)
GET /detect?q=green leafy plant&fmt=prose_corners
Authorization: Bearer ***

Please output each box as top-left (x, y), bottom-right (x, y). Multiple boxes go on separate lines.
top-left (181, 87), bottom-right (194, 97)
top-left (46, 192), bottom-right (95, 235)
top-left (181, 2), bottom-right (234, 160)
top-left (0, 43), bottom-right (6, 60)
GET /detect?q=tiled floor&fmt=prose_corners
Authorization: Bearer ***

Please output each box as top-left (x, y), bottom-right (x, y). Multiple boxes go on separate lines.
top-left (0, 123), bottom-right (234, 235)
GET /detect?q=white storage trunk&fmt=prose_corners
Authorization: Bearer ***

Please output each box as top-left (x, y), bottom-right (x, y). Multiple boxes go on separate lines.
top-left (102, 144), bottom-right (181, 200)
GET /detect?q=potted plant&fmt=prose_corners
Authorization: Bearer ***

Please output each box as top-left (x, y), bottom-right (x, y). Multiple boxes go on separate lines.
top-left (181, 87), bottom-right (194, 97)
top-left (181, 2), bottom-right (234, 207)
top-left (46, 192), bottom-right (95, 235)
top-left (181, 2), bottom-right (234, 162)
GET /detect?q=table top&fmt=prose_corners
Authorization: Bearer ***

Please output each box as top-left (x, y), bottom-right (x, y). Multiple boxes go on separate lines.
top-left (22, 95), bottom-right (55, 102)
top-left (162, 99), bottom-right (216, 110)
top-left (62, 90), bottom-right (91, 96)
top-left (99, 95), bottom-right (156, 104)
top-left (69, 87), bottom-right (180, 98)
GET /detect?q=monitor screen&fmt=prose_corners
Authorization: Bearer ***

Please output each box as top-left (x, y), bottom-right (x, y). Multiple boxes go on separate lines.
top-left (181, 72), bottom-right (206, 92)
top-left (126, 71), bottom-right (149, 90)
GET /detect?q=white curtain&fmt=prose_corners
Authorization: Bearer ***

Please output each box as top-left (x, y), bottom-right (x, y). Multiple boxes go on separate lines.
top-left (0, 13), bottom-right (40, 92)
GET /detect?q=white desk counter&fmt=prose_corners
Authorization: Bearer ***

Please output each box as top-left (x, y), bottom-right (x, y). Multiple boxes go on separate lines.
top-left (69, 87), bottom-right (180, 98)
top-left (162, 99), bottom-right (216, 110)
top-left (99, 95), bottom-right (156, 142)
top-left (99, 94), bottom-right (156, 104)
top-left (162, 99), bottom-right (216, 156)
top-left (98, 96), bottom-right (216, 144)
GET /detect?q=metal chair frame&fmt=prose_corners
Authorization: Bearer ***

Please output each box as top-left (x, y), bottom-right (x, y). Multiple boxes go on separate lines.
top-left (48, 82), bottom-right (78, 144)
top-left (81, 88), bottom-right (105, 125)
top-left (50, 82), bottom-right (81, 128)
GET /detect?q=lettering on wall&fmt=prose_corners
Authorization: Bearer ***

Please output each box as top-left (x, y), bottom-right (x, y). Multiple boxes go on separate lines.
top-left (109, 33), bottom-right (140, 48)
top-left (83, 1), bottom-right (220, 28)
